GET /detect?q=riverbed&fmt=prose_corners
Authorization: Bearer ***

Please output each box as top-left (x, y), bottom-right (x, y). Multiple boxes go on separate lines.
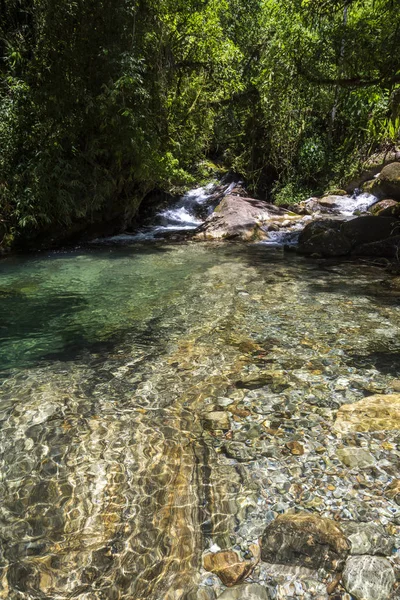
top-left (0, 242), bottom-right (399, 599)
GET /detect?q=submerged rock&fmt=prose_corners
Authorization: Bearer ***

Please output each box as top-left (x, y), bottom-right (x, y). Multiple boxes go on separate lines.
top-left (385, 480), bottom-right (400, 503)
top-left (203, 550), bottom-right (256, 587)
top-left (186, 587), bottom-right (217, 600)
top-left (202, 411), bottom-right (231, 432)
top-left (217, 584), bottom-right (271, 599)
top-left (336, 447), bottom-right (375, 469)
top-left (342, 556), bottom-right (396, 600)
top-left (334, 394), bottom-right (400, 433)
top-left (260, 513), bottom-right (349, 571)
top-left (341, 522), bottom-right (395, 556)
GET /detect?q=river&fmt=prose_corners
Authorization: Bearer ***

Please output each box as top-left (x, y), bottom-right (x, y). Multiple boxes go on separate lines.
top-left (0, 238), bottom-right (399, 598)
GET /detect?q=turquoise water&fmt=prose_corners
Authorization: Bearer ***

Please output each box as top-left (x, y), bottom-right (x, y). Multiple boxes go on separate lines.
top-left (0, 242), bottom-right (400, 599)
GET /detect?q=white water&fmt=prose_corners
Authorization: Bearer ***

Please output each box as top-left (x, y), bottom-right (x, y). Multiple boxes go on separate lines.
top-left (95, 183), bottom-right (235, 244)
top-left (94, 185), bottom-right (378, 248)
top-left (329, 192), bottom-right (377, 216)
top-left (260, 192), bottom-right (378, 247)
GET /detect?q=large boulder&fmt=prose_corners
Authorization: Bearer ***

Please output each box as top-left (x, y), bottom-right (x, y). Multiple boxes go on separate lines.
top-left (298, 216), bottom-right (400, 257)
top-left (297, 220), bottom-right (352, 256)
top-left (260, 513), bottom-right (349, 571)
top-left (341, 216), bottom-right (400, 246)
top-left (334, 394), bottom-right (400, 433)
top-left (353, 234), bottom-right (400, 258)
top-left (345, 149), bottom-right (400, 192)
top-left (371, 162), bottom-right (400, 201)
top-left (194, 195), bottom-right (299, 241)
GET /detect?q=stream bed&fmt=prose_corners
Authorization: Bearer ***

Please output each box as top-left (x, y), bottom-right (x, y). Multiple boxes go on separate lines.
top-left (0, 242), bottom-right (400, 599)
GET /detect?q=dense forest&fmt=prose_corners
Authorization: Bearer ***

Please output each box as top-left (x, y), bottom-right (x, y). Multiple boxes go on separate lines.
top-left (1, 0), bottom-right (399, 249)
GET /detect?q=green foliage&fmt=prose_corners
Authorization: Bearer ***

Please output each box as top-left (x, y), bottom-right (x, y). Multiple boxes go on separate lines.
top-left (1, 0), bottom-right (399, 249)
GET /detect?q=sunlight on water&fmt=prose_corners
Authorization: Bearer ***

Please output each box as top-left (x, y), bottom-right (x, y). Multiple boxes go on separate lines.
top-left (0, 243), bottom-right (400, 599)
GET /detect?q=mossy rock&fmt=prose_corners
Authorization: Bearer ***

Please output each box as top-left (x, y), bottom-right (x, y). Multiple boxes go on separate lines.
top-left (370, 199), bottom-right (400, 218)
top-left (371, 163), bottom-right (400, 200)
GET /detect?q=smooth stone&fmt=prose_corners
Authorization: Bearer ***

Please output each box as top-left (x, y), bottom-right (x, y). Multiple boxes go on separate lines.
top-left (385, 480), bottom-right (400, 503)
top-left (217, 584), bottom-right (271, 599)
top-left (341, 522), bottom-right (395, 556)
top-left (286, 441), bottom-right (304, 456)
top-left (187, 587), bottom-right (217, 600)
top-left (318, 195), bottom-right (347, 208)
top-left (342, 556), bottom-right (396, 600)
top-left (222, 442), bottom-right (258, 463)
top-left (261, 512), bottom-right (349, 571)
top-left (203, 551), bottom-right (255, 587)
top-left (334, 394), bottom-right (400, 432)
top-left (336, 448), bottom-right (375, 469)
top-left (202, 412), bottom-right (231, 431)
top-left (194, 195), bottom-right (293, 242)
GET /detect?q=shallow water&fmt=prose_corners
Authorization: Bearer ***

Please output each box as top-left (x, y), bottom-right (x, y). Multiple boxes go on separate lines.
top-left (0, 243), bottom-right (400, 599)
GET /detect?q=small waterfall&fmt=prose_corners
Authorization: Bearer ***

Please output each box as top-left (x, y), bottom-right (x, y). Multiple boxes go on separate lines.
top-left (95, 182), bottom-right (236, 244)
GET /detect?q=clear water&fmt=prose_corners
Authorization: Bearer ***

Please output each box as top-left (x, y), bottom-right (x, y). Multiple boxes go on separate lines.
top-left (0, 242), bottom-right (400, 599)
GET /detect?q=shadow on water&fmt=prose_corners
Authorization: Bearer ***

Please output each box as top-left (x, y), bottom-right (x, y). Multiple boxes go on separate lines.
top-left (0, 243), bottom-right (180, 374)
top-left (219, 243), bottom-right (400, 306)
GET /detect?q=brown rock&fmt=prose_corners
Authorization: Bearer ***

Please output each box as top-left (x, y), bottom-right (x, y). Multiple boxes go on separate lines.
top-left (228, 405), bottom-right (251, 418)
top-left (334, 394), bottom-right (400, 433)
top-left (385, 480), bottom-right (400, 502)
top-left (202, 411), bottom-right (231, 431)
top-left (194, 195), bottom-right (299, 242)
top-left (370, 199), bottom-right (400, 218)
top-left (203, 550), bottom-right (255, 587)
top-left (286, 441), bottom-right (305, 455)
top-left (318, 195), bottom-right (346, 208)
top-left (261, 513), bottom-right (349, 571)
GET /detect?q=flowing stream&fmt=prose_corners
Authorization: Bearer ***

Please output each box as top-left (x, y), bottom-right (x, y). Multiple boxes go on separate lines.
top-left (1, 189), bottom-right (400, 600)
top-left (1, 241), bottom-right (400, 599)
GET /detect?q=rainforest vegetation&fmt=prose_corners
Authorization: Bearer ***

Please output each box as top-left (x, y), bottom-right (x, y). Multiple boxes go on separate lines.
top-left (1, 0), bottom-right (400, 248)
